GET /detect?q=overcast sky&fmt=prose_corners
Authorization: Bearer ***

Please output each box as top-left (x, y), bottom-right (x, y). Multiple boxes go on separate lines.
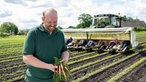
top-left (0, 0), bottom-right (146, 30)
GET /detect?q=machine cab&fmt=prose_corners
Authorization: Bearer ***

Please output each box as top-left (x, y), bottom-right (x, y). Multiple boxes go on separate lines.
top-left (91, 14), bottom-right (121, 28)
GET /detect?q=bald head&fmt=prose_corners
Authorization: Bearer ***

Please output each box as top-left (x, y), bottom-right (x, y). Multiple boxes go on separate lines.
top-left (42, 8), bottom-right (57, 17)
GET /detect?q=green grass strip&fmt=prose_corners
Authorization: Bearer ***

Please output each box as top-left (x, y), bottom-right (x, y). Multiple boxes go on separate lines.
top-left (70, 52), bottom-right (95, 60)
top-left (0, 57), bottom-right (22, 63)
top-left (0, 64), bottom-right (25, 72)
top-left (70, 51), bottom-right (84, 55)
top-left (68, 52), bottom-right (107, 65)
top-left (0, 55), bottom-right (22, 61)
top-left (4, 75), bottom-right (24, 82)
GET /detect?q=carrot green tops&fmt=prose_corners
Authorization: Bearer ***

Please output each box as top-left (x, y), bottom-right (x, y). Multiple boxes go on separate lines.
top-left (23, 24), bottom-right (67, 82)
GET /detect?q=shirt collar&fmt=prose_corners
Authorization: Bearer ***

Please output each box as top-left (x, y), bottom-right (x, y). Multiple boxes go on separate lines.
top-left (39, 23), bottom-right (45, 32)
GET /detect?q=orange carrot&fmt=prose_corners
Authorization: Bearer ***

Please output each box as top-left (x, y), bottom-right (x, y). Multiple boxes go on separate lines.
top-left (58, 65), bottom-right (61, 79)
top-left (64, 66), bottom-right (70, 73)
top-left (61, 63), bottom-right (67, 81)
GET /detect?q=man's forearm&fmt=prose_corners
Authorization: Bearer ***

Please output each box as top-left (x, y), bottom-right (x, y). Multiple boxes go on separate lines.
top-left (61, 51), bottom-right (70, 63)
top-left (23, 55), bottom-right (56, 72)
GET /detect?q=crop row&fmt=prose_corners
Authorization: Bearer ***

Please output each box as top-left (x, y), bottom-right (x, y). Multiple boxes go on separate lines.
top-left (68, 43), bottom-right (146, 81)
top-left (72, 48), bottom-right (146, 82)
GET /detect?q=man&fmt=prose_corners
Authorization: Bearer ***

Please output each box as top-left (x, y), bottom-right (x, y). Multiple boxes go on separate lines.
top-left (23, 8), bottom-right (69, 82)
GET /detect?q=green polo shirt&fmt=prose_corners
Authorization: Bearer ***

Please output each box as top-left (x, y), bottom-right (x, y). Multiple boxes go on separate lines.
top-left (23, 24), bottom-right (67, 82)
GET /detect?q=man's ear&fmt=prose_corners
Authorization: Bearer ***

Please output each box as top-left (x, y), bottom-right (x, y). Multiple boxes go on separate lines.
top-left (42, 17), bottom-right (45, 22)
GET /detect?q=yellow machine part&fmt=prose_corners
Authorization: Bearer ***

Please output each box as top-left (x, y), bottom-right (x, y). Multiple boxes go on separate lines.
top-left (64, 32), bottom-right (130, 40)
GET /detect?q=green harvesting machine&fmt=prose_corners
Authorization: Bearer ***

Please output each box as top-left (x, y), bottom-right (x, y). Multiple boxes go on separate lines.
top-left (62, 14), bottom-right (138, 52)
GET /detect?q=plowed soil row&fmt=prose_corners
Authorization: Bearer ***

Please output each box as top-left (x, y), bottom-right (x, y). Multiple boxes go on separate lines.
top-left (69, 51), bottom-right (86, 57)
top-left (80, 51), bottom-right (144, 82)
top-left (75, 43), bottom-right (146, 82)
top-left (70, 44), bottom-right (146, 80)
top-left (70, 53), bottom-right (124, 80)
top-left (69, 53), bottom-right (109, 69)
top-left (118, 50), bottom-right (146, 82)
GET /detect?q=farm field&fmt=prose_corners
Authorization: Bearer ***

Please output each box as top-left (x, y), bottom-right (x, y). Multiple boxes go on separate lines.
top-left (0, 32), bottom-right (146, 82)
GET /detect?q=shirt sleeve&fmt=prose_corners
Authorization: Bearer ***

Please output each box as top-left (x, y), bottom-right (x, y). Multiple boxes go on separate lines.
top-left (23, 29), bottom-right (36, 55)
top-left (61, 32), bottom-right (68, 53)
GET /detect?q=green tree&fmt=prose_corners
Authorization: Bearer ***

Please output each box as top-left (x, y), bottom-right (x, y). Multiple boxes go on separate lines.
top-left (77, 13), bottom-right (93, 28)
top-left (76, 23), bottom-right (83, 28)
top-left (0, 22), bottom-right (18, 35)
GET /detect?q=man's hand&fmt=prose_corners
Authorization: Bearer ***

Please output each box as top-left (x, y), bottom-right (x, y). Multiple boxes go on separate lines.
top-left (60, 59), bottom-right (68, 64)
top-left (48, 64), bottom-right (57, 72)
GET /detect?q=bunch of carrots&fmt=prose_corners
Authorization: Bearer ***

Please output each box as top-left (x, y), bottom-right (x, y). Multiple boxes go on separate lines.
top-left (53, 57), bottom-right (70, 82)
